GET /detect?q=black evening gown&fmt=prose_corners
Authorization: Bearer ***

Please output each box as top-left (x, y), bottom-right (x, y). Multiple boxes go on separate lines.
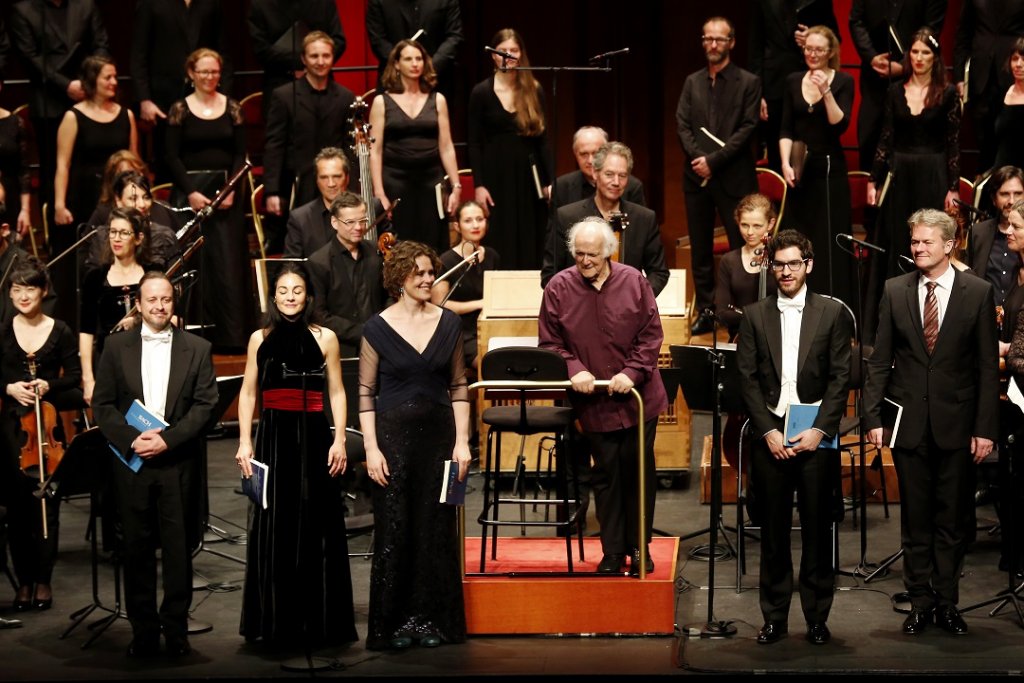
top-left (68, 106), bottom-right (132, 228)
top-left (871, 84), bottom-right (960, 277)
top-left (381, 92), bottom-right (448, 254)
top-left (780, 71), bottom-right (855, 307)
top-left (359, 308), bottom-right (468, 649)
top-left (240, 320), bottom-right (358, 646)
top-left (439, 245), bottom-right (501, 369)
top-left (165, 99), bottom-right (250, 349)
top-left (993, 103), bottom-right (1024, 172)
top-left (0, 114), bottom-right (31, 228)
top-left (468, 77), bottom-right (550, 270)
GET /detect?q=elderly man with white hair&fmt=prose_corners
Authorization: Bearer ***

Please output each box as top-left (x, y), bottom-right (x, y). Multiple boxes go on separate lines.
top-left (552, 126), bottom-right (646, 209)
top-left (538, 217), bottom-right (668, 575)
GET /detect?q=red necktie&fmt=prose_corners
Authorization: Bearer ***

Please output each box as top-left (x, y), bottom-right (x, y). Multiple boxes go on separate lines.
top-left (923, 282), bottom-right (938, 354)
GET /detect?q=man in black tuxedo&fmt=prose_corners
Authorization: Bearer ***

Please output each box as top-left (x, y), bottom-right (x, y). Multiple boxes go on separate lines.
top-left (677, 16), bottom-right (761, 335)
top-left (282, 147), bottom-right (350, 258)
top-left (849, 0), bottom-right (946, 170)
top-left (865, 208), bottom-right (1000, 636)
top-left (541, 141), bottom-right (668, 296)
top-left (954, 0), bottom-right (1024, 171)
top-left (965, 165), bottom-right (1024, 309)
top-left (736, 229), bottom-right (850, 646)
top-left (263, 31), bottom-right (356, 222)
top-left (366, 0), bottom-right (462, 96)
top-left (130, 0), bottom-right (230, 178)
top-left (92, 272), bottom-right (218, 657)
top-left (552, 126), bottom-right (645, 210)
top-left (308, 192), bottom-right (387, 358)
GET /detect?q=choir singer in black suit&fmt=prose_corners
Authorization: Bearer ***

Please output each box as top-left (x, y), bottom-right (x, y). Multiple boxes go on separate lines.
top-left (735, 229), bottom-right (850, 646)
top-left (92, 272), bottom-right (218, 657)
top-left (865, 208), bottom-right (1000, 636)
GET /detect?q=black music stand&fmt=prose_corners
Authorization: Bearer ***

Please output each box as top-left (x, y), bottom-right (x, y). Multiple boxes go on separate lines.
top-left (672, 343), bottom-right (740, 638)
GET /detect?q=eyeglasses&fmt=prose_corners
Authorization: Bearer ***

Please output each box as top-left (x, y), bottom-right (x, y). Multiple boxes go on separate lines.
top-left (701, 36), bottom-right (731, 45)
top-left (335, 217), bottom-right (370, 227)
top-left (194, 70), bottom-right (221, 78)
top-left (771, 259), bottom-right (809, 272)
top-left (803, 46), bottom-right (829, 55)
top-left (109, 229), bottom-right (135, 239)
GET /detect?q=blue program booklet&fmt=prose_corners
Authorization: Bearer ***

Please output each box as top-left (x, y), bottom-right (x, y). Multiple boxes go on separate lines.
top-left (108, 399), bottom-right (169, 473)
top-left (439, 460), bottom-right (467, 506)
top-left (241, 460), bottom-right (269, 510)
top-left (783, 402), bottom-right (839, 449)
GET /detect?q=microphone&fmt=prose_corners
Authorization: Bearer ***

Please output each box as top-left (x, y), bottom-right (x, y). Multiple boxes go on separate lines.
top-left (588, 47), bottom-right (630, 64)
top-left (484, 46), bottom-right (516, 61)
top-left (952, 198), bottom-right (988, 220)
top-left (836, 233), bottom-right (886, 253)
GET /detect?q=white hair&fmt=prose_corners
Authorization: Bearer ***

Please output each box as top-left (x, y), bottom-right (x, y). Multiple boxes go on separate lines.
top-left (566, 217), bottom-right (618, 258)
top-left (572, 126), bottom-right (609, 151)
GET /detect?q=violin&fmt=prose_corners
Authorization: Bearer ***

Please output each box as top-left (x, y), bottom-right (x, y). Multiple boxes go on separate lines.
top-left (375, 197), bottom-right (401, 260)
top-left (17, 355), bottom-right (64, 539)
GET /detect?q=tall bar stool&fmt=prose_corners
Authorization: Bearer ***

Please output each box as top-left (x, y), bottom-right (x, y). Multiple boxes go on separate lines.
top-left (476, 346), bottom-right (584, 572)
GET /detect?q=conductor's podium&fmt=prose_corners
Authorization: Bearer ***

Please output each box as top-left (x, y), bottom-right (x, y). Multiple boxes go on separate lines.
top-left (476, 270), bottom-right (692, 479)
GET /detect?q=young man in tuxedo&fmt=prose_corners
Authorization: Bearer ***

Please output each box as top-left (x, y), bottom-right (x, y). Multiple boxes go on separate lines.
top-left (92, 272), bottom-right (218, 657)
top-left (736, 229), bottom-right (851, 645)
top-left (865, 208), bottom-right (999, 636)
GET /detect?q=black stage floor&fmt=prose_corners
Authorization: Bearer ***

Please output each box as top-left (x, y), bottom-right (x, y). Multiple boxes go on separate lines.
top-left (3, 413), bottom-right (1024, 680)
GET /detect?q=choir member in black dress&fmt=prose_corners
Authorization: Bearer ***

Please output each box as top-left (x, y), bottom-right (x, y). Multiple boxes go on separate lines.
top-left (468, 28), bottom-right (550, 270)
top-left (79, 208), bottom-right (153, 405)
top-left (359, 240), bottom-right (471, 650)
top-left (431, 200), bottom-right (501, 377)
top-left (235, 263), bottom-right (357, 648)
top-left (0, 258), bottom-right (83, 612)
top-left (165, 48), bottom-right (250, 351)
top-left (993, 39), bottom-right (1024, 173)
top-left (867, 28), bottom-right (960, 278)
top-left (369, 40), bottom-right (461, 254)
top-left (0, 82), bottom-right (32, 235)
top-left (714, 193), bottom-right (779, 340)
top-left (779, 26), bottom-right (855, 307)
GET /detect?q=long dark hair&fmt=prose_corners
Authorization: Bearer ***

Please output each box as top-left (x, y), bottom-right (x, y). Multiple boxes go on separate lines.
top-left (379, 40), bottom-right (437, 93)
top-left (903, 27), bottom-right (948, 109)
top-left (262, 262), bottom-right (323, 332)
top-left (489, 28), bottom-right (545, 136)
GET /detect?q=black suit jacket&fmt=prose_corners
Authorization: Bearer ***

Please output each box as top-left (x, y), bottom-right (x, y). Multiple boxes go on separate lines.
top-left (92, 327), bottom-right (218, 465)
top-left (736, 291), bottom-right (852, 439)
top-left (966, 217), bottom-right (999, 275)
top-left (130, 0), bottom-right (230, 110)
top-left (749, 0), bottom-right (839, 99)
top-left (864, 268), bottom-right (1000, 450)
top-left (283, 197), bottom-right (333, 258)
top-left (954, 0), bottom-right (1024, 96)
top-left (540, 197), bottom-right (669, 296)
top-left (366, 0), bottom-right (462, 75)
top-left (9, 0), bottom-right (110, 119)
top-left (248, 0), bottom-right (345, 92)
top-left (676, 61), bottom-right (761, 193)
top-left (308, 239), bottom-right (387, 357)
top-left (262, 78), bottom-right (356, 203)
top-left (552, 169), bottom-right (645, 209)
top-left (850, 0), bottom-right (946, 71)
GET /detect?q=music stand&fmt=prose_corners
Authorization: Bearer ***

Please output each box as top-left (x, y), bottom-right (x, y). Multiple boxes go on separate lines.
top-left (672, 343), bottom-right (740, 638)
top-left (197, 374), bottom-right (246, 566)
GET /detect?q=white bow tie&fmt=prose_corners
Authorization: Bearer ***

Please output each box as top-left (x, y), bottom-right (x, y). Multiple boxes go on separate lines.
top-left (777, 297), bottom-right (804, 313)
top-left (141, 330), bottom-right (172, 344)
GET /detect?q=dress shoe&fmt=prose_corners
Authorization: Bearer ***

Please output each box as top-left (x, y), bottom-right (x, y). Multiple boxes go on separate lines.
top-left (901, 608), bottom-right (933, 635)
top-left (0, 617), bottom-right (23, 629)
top-left (756, 621), bottom-right (788, 644)
top-left (629, 547), bottom-right (655, 576)
top-left (126, 638), bottom-right (160, 658)
top-left (596, 553), bottom-right (626, 574)
top-left (11, 598), bottom-right (31, 612)
top-left (166, 636), bottom-right (192, 657)
top-left (934, 606), bottom-right (968, 635)
top-left (690, 311), bottom-right (715, 336)
top-left (389, 636), bottom-right (413, 649)
top-left (806, 622), bottom-right (831, 645)
top-left (420, 635), bottom-right (442, 648)
top-left (33, 598), bottom-right (52, 611)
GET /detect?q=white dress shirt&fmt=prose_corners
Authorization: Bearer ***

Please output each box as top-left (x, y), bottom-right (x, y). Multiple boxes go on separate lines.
top-left (140, 322), bottom-right (172, 421)
top-left (770, 285), bottom-right (807, 418)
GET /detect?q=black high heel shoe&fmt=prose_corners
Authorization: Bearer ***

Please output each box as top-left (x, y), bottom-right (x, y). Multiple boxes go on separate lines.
top-left (32, 585), bottom-right (52, 610)
top-left (12, 587), bottom-right (32, 611)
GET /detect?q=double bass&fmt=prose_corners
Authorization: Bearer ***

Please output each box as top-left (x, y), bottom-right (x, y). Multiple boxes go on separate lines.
top-left (18, 355), bottom-right (65, 539)
top-left (349, 92), bottom-right (400, 258)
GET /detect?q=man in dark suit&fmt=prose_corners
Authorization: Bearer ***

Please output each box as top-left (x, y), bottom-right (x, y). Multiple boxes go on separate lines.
top-left (130, 0), bottom-right (229, 178)
top-left (366, 0), bottom-right (462, 95)
top-left (966, 165), bottom-right (1024, 308)
top-left (92, 272), bottom-right (218, 657)
top-left (736, 229), bottom-right (850, 646)
top-left (263, 31), bottom-right (356, 220)
top-left (542, 141), bottom-right (668, 296)
top-left (677, 16), bottom-right (761, 335)
top-left (552, 126), bottom-right (645, 210)
top-left (954, 0), bottom-right (1024, 170)
top-left (282, 147), bottom-right (350, 258)
top-left (9, 0), bottom-right (109, 209)
top-left (308, 192), bottom-right (387, 358)
top-left (849, 0), bottom-right (946, 170)
top-left (865, 208), bottom-right (1000, 636)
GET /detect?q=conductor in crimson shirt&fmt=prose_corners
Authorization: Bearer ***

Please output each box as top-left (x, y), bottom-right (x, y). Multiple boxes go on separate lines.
top-left (539, 217), bottom-right (668, 576)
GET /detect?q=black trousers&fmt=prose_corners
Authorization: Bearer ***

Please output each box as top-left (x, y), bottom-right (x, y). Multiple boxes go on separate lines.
top-left (750, 435), bottom-right (839, 624)
top-left (684, 181), bottom-right (744, 312)
top-left (585, 419), bottom-right (657, 556)
top-left (892, 431), bottom-right (976, 610)
top-left (112, 454), bottom-right (199, 642)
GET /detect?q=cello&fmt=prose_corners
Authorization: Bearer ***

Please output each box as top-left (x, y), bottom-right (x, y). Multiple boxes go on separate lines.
top-left (18, 354), bottom-right (65, 539)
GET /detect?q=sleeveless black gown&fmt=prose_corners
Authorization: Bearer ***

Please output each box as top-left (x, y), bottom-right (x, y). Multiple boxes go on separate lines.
top-left (240, 320), bottom-right (357, 647)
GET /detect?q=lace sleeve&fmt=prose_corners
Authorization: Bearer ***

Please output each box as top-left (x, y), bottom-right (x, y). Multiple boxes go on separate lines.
top-left (166, 100), bottom-right (187, 126)
top-left (1007, 310), bottom-right (1024, 378)
top-left (449, 329), bottom-right (469, 403)
top-left (358, 336), bottom-right (379, 413)
top-left (227, 98), bottom-right (244, 127)
top-left (944, 86), bottom-right (961, 191)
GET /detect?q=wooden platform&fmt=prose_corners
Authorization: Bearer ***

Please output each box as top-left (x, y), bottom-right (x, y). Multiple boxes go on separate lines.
top-left (462, 536), bottom-right (678, 635)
